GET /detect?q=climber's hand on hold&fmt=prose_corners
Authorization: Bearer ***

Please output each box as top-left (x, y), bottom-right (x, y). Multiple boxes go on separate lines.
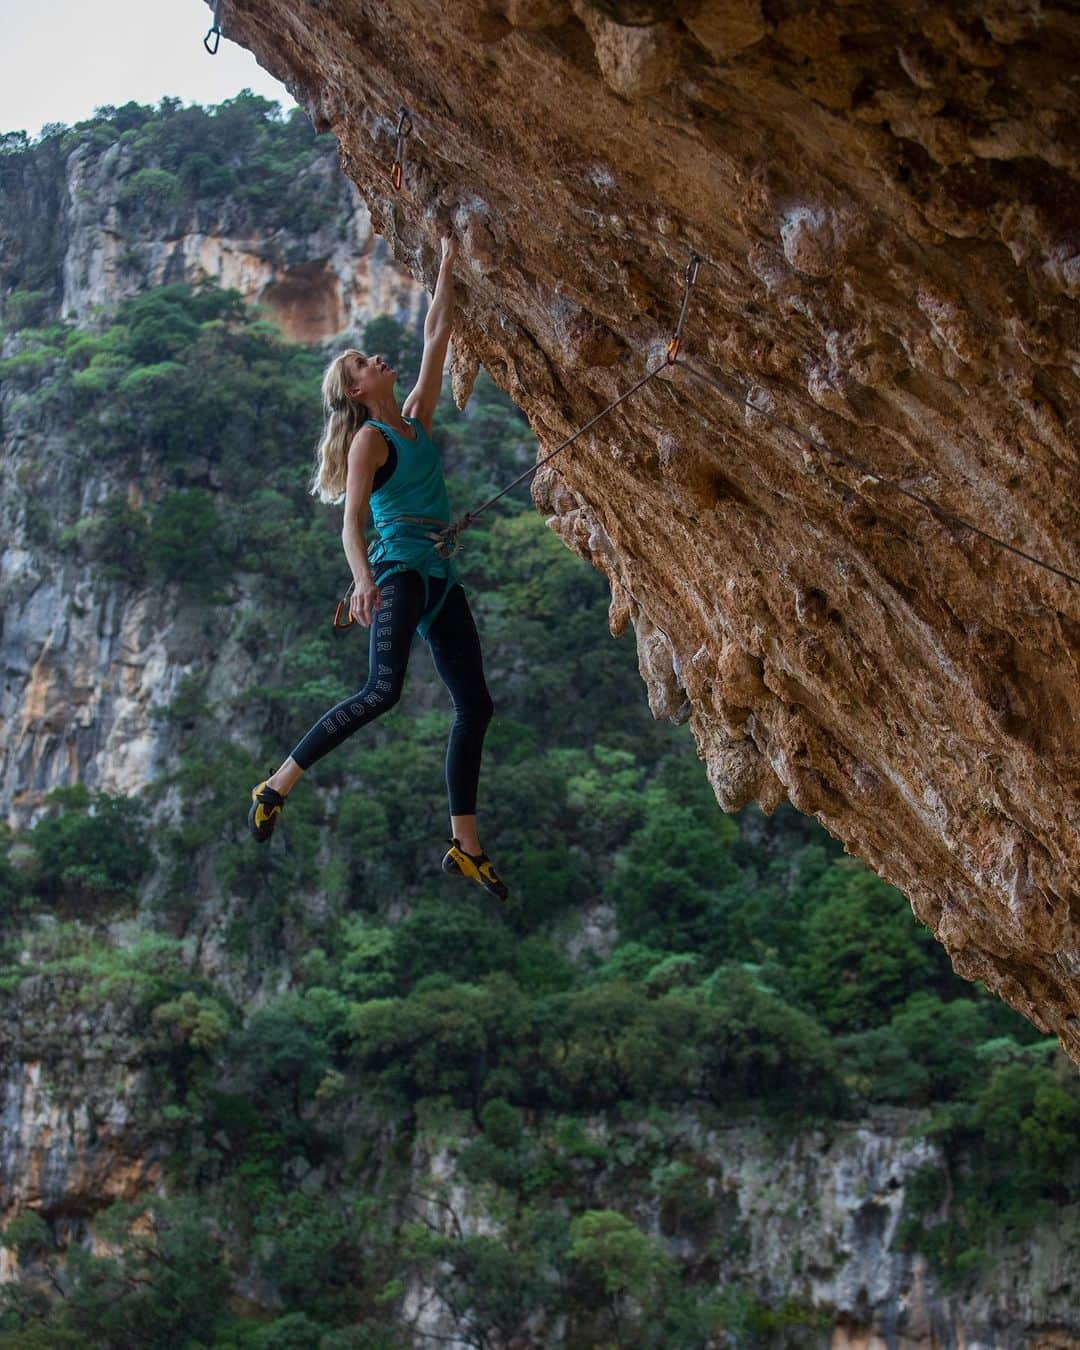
top-left (440, 229), bottom-right (459, 266)
top-left (349, 577), bottom-right (382, 627)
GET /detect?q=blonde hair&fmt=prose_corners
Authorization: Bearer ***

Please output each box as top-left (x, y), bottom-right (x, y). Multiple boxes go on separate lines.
top-left (308, 348), bottom-right (371, 505)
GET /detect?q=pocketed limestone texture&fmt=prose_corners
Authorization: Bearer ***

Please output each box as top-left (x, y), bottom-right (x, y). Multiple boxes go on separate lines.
top-left (216, 0), bottom-right (1079, 1053)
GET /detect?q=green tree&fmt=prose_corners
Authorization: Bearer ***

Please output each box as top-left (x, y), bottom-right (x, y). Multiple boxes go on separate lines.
top-left (118, 166), bottom-right (182, 213)
top-left (55, 1196), bottom-right (231, 1348)
top-left (402, 1225), bottom-right (556, 1349)
top-left (28, 784), bottom-right (150, 909)
top-left (0, 826), bottom-right (27, 921)
top-left (146, 488), bottom-right (233, 598)
top-left (791, 861), bottom-right (952, 1031)
top-left (568, 1209), bottom-right (676, 1344)
top-left (610, 786), bottom-right (741, 953)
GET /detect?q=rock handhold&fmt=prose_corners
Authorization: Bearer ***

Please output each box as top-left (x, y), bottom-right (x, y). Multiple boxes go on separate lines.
top-left (573, 1), bottom-right (683, 98)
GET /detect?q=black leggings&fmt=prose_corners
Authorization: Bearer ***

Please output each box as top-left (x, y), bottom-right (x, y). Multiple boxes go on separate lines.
top-left (288, 570), bottom-right (494, 815)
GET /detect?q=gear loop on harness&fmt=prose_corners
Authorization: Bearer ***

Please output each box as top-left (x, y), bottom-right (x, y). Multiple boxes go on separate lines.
top-left (435, 525), bottom-right (462, 560)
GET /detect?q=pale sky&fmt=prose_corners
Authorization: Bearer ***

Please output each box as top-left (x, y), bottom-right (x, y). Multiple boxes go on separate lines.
top-left (0, 0), bottom-right (298, 141)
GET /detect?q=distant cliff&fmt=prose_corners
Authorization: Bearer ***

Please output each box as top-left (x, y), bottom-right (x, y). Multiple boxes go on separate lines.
top-left (0, 94), bottom-right (427, 343)
top-left (0, 96), bottom-right (430, 829)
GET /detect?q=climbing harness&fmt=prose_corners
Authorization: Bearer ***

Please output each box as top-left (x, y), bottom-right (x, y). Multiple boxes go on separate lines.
top-left (203, 0), bottom-right (223, 53)
top-left (390, 107), bottom-right (413, 192)
top-left (334, 512), bottom-right (452, 628)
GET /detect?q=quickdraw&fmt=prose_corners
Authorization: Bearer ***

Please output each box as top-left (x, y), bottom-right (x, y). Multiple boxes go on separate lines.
top-left (433, 251), bottom-right (703, 556)
top-left (203, 0), bottom-right (223, 53)
top-left (390, 106), bottom-right (413, 192)
top-left (666, 252), bottom-right (700, 364)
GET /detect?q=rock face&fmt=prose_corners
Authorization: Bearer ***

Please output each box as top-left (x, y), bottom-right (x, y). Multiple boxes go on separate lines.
top-left (403, 1109), bottom-right (1076, 1349)
top-left (0, 131), bottom-right (428, 338)
top-left (0, 129), bottom-right (429, 829)
top-left (213, 0), bottom-right (1080, 1059)
top-left (0, 968), bottom-right (165, 1284)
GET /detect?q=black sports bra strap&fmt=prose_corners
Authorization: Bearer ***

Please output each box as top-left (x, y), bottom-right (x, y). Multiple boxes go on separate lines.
top-left (371, 426), bottom-right (397, 492)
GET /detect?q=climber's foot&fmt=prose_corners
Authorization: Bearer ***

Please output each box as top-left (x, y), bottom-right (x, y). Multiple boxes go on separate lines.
top-left (442, 837), bottom-right (509, 902)
top-left (248, 778), bottom-right (285, 842)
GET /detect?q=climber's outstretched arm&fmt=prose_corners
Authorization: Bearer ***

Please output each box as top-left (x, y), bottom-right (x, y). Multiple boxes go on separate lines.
top-left (403, 231), bottom-right (458, 434)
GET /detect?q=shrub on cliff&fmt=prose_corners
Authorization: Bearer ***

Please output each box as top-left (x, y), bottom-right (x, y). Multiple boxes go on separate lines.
top-left (28, 784), bottom-right (151, 910)
top-left (117, 166), bottom-right (182, 216)
top-left (0, 827), bottom-right (28, 922)
top-left (1, 288), bottom-right (49, 329)
top-left (897, 1049), bottom-right (1080, 1287)
top-left (58, 492), bottom-right (149, 584)
top-left (145, 487), bottom-right (235, 601)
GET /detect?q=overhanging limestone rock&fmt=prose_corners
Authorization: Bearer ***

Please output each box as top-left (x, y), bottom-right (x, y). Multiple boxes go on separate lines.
top-left (213, 0), bottom-right (1080, 1059)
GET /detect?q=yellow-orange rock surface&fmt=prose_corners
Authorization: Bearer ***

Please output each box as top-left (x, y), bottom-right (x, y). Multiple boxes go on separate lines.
top-left (213, 0), bottom-right (1079, 1057)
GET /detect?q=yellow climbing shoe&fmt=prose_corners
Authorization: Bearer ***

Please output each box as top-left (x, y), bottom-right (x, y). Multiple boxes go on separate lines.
top-left (441, 837), bottom-right (509, 902)
top-left (248, 778), bottom-right (285, 842)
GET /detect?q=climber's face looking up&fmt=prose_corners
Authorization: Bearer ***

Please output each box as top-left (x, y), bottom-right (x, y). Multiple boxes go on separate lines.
top-left (344, 350), bottom-right (395, 403)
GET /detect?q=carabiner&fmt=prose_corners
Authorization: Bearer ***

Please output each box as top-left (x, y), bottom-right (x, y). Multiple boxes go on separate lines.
top-left (333, 580), bottom-right (356, 630)
top-left (203, 0), bottom-right (223, 53)
top-left (435, 527), bottom-right (460, 560)
top-left (390, 106), bottom-right (413, 193)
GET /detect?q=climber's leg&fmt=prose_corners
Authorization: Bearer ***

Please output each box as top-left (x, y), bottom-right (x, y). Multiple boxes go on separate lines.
top-left (266, 756), bottom-right (303, 797)
top-left (426, 585), bottom-right (506, 901)
top-left (426, 584), bottom-right (495, 832)
top-left (281, 569), bottom-right (426, 774)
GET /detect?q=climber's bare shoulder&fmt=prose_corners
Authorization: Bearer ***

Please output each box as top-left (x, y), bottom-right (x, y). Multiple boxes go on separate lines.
top-left (401, 392), bottom-right (435, 439)
top-left (403, 405), bottom-right (435, 439)
top-left (347, 423), bottom-right (389, 477)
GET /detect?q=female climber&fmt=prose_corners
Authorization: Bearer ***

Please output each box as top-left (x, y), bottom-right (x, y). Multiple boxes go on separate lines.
top-left (246, 228), bottom-right (508, 902)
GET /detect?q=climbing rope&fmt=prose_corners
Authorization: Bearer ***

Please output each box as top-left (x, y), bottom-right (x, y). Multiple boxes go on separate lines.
top-left (203, 0), bottom-right (223, 53)
top-left (433, 357), bottom-right (671, 559)
top-left (670, 359), bottom-right (1080, 589)
top-left (430, 252), bottom-right (704, 560)
top-left (435, 246), bottom-right (1077, 588)
top-left (670, 250), bottom-right (1080, 587)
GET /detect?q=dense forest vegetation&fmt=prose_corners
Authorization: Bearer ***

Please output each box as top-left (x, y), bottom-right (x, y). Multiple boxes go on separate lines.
top-left (0, 98), bottom-right (1077, 1348)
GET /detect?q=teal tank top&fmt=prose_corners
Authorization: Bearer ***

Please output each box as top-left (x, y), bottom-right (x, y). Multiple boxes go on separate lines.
top-left (365, 415), bottom-right (463, 640)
